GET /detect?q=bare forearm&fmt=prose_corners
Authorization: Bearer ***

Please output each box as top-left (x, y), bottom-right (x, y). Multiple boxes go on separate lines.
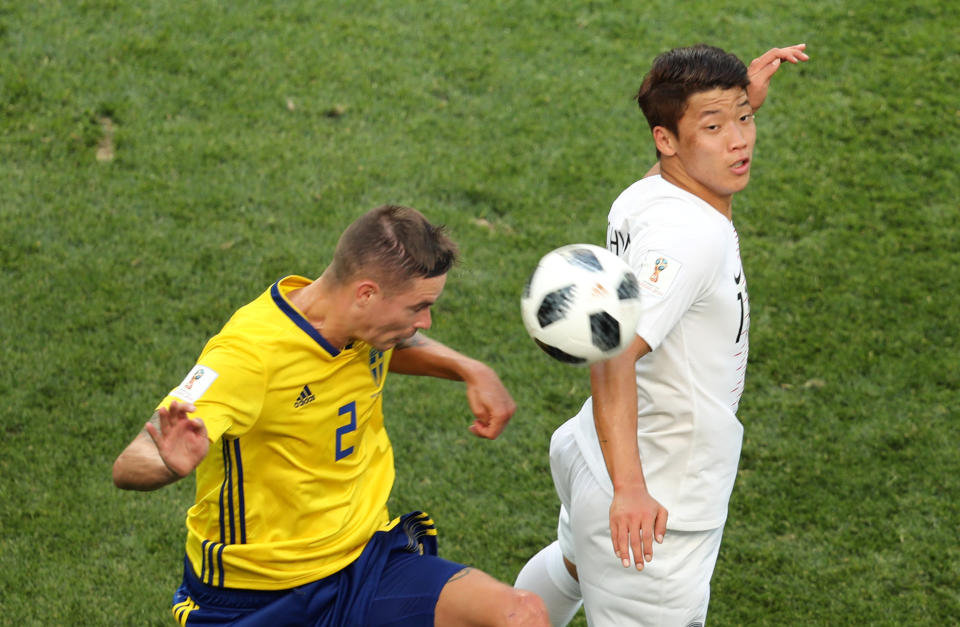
top-left (592, 366), bottom-right (644, 489)
top-left (390, 332), bottom-right (515, 439)
top-left (591, 336), bottom-right (651, 490)
top-left (389, 333), bottom-right (483, 381)
top-left (112, 432), bottom-right (181, 491)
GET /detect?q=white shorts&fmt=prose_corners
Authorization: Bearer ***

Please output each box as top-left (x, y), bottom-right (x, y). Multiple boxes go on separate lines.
top-left (550, 418), bottom-right (724, 627)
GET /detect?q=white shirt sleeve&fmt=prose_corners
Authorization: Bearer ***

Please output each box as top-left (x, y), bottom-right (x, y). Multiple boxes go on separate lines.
top-left (619, 203), bottom-right (722, 351)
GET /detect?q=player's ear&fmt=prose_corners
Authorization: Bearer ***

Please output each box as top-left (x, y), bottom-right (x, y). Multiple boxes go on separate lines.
top-left (652, 126), bottom-right (678, 157)
top-left (354, 280), bottom-right (380, 305)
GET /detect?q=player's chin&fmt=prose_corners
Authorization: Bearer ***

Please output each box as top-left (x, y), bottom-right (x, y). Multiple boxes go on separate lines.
top-left (727, 171), bottom-right (751, 193)
top-left (381, 331), bottom-right (416, 351)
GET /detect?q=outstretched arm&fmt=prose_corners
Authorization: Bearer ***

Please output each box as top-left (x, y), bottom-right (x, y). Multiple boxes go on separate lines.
top-left (592, 334), bottom-right (668, 571)
top-left (388, 333), bottom-right (517, 440)
top-left (747, 43), bottom-right (809, 111)
top-left (112, 400), bottom-right (209, 490)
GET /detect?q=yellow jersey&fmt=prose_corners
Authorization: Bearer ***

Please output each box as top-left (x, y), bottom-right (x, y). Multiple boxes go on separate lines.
top-left (160, 276), bottom-right (396, 590)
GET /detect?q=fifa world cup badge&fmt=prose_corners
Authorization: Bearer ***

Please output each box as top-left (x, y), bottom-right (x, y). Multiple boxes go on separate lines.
top-left (173, 365), bottom-right (219, 403)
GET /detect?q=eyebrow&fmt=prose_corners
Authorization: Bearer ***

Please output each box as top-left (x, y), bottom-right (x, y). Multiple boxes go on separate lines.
top-left (698, 99), bottom-right (752, 119)
top-left (411, 298), bottom-right (436, 309)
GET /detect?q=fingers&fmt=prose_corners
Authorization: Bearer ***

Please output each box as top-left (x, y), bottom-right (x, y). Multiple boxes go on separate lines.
top-left (610, 514), bottom-right (669, 570)
top-left (655, 507), bottom-right (668, 546)
top-left (469, 413), bottom-right (508, 439)
top-left (468, 420), bottom-right (493, 439)
top-left (749, 59), bottom-right (780, 87)
top-left (610, 517), bottom-right (644, 569)
top-left (167, 400), bottom-right (197, 417)
top-left (466, 404), bottom-right (495, 438)
top-left (185, 416), bottom-right (207, 437)
top-left (152, 401), bottom-right (200, 444)
top-left (751, 44), bottom-right (808, 69)
top-left (144, 421), bottom-right (161, 446)
top-left (478, 396), bottom-right (515, 426)
top-left (612, 521), bottom-right (631, 568)
top-left (747, 44), bottom-right (809, 112)
top-left (632, 525), bottom-right (648, 570)
top-left (466, 389), bottom-right (515, 439)
top-left (780, 43), bottom-right (809, 63)
top-left (748, 45), bottom-right (809, 86)
top-left (611, 525), bottom-right (647, 570)
top-left (638, 508), bottom-right (669, 570)
top-left (158, 401), bottom-right (197, 428)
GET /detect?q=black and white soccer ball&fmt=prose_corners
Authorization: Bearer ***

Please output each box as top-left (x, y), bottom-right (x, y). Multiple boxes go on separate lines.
top-left (521, 244), bottom-right (641, 366)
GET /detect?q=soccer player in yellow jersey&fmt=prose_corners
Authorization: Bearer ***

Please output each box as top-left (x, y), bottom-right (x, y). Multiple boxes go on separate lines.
top-left (113, 205), bottom-right (548, 626)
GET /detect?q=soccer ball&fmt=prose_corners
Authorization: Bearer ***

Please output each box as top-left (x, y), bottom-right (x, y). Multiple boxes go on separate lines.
top-left (521, 244), bottom-right (641, 366)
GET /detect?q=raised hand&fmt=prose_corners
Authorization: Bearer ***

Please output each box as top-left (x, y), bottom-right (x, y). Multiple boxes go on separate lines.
top-left (747, 43), bottom-right (810, 111)
top-left (145, 400), bottom-right (209, 478)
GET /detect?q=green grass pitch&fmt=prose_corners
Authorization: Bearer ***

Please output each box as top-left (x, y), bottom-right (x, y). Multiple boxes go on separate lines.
top-left (1, 1), bottom-right (957, 624)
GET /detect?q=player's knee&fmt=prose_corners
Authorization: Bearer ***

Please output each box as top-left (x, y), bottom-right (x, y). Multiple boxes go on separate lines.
top-left (562, 556), bottom-right (579, 582)
top-left (499, 589), bottom-right (549, 626)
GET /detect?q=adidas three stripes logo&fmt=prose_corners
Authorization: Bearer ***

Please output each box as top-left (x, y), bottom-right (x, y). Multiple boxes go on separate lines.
top-left (294, 384), bottom-right (315, 408)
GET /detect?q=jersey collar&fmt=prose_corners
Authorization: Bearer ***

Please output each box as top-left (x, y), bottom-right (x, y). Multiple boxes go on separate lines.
top-left (270, 279), bottom-right (343, 357)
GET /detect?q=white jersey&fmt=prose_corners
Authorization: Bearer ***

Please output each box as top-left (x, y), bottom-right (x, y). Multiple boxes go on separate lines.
top-left (574, 175), bottom-right (750, 530)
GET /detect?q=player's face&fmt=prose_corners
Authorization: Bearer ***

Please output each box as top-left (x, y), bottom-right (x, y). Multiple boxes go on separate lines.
top-left (364, 274), bottom-right (447, 350)
top-left (670, 87), bottom-right (756, 206)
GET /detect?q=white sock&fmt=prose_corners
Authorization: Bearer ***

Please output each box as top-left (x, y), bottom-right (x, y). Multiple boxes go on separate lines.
top-left (515, 541), bottom-right (583, 627)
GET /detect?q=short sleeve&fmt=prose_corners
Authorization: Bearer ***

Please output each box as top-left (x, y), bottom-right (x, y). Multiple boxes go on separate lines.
top-left (621, 207), bottom-right (722, 351)
top-left (158, 338), bottom-right (266, 442)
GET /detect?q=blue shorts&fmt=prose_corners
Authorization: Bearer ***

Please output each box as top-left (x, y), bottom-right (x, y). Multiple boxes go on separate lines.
top-left (171, 511), bottom-right (465, 626)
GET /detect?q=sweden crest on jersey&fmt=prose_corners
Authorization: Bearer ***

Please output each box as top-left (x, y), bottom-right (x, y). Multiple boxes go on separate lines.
top-left (369, 349), bottom-right (385, 386)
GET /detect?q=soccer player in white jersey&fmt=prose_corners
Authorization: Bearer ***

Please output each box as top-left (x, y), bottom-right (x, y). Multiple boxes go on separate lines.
top-left (516, 44), bottom-right (809, 626)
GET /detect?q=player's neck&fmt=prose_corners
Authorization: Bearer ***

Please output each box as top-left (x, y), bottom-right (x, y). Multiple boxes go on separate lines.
top-left (659, 164), bottom-right (734, 220)
top-left (288, 277), bottom-right (353, 349)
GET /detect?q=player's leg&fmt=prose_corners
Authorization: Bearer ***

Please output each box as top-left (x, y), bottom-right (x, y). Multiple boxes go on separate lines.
top-left (578, 527), bottom-right (722, 626)
top-left (514, 418), bottom-right (584, 626)
top-left (568, 472), bottom-right (724, 627)
top-left (514, 540), bottom-right (582, 627)
top-left (363, 547), bottom-right (547, 627)
top-left (359, 511), bottom-right (547, 627)
top-left (435, 566), bottom-right (549, 627)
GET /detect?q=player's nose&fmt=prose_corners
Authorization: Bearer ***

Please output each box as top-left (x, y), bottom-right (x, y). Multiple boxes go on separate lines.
top-left (414, 308), bottom-right (432, 330)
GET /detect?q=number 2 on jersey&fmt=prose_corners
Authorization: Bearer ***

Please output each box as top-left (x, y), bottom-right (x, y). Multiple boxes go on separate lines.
top-left (335, 401), bottom-right (357, 460)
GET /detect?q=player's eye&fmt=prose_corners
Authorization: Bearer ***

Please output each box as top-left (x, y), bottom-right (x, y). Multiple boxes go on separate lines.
top-left (740, 113), bottom-right (755, 123)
